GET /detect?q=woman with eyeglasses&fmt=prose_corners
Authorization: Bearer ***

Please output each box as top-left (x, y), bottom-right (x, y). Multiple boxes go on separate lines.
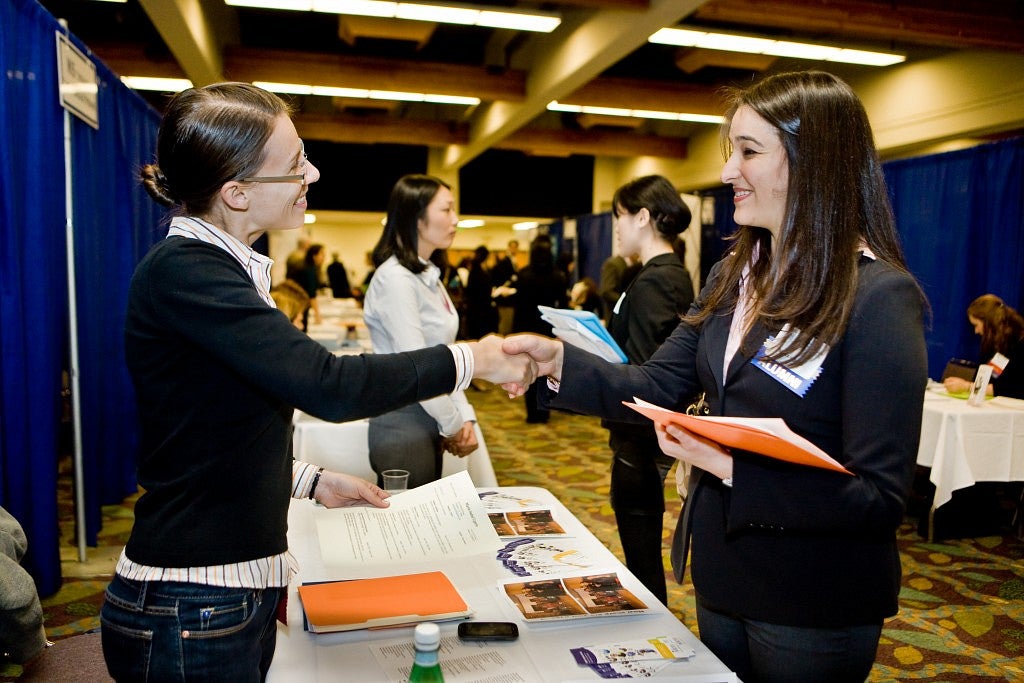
top-left (100, 82), bottom-right (534, 682)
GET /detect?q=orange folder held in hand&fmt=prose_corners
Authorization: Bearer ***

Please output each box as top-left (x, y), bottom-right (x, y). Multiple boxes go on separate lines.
top-left (298, 570), bottom-right (472, 633)
top-left (623, 398), bottom-right (852, 475)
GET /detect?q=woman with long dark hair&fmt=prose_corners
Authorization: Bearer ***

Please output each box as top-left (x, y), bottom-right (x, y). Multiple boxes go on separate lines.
top-left (363, 175), bottom-right (480, 488)
top-left (505, 71), bottom-right (928, 682)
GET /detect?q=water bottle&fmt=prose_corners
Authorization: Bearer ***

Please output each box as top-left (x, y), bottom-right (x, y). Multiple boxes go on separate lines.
top-left (408, 622), bottom-right (444, 682)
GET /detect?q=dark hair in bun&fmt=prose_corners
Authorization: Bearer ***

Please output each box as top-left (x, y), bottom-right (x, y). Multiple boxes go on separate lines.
top-left (143, 82), bottom-right (291, 215)
top-left (612, 175), bottom-right (691, 240)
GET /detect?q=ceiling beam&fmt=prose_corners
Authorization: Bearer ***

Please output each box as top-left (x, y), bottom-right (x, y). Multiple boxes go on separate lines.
top-left (294, 113), bottom-right (466, 147)
top-left (91, 43), bottom-right (712, 139)
top-left (293, 113), bottom-right (688, 158)
top-left (137, 0), bottom-right (227, 86)
top-left (563, 76), bottom-right (723, 115)
top-left (497, 127), bottom-right (688, 158)
top-left (694, 0), bottom-right (1024, 52)
top-left (443, 0), bottom-right (707, 171)
top-left (225, 47), bottom-right (526, 103)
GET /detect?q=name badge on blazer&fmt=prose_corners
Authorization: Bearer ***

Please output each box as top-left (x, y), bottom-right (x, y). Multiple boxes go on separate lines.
top-left (750, 324), bottom-right (828, 397)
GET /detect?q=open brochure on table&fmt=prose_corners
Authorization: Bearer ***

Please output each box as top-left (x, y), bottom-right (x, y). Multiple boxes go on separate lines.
top-left (537, 306), bottom-right (627, 363)
top-left (624, 397), bottom-right (852, 475)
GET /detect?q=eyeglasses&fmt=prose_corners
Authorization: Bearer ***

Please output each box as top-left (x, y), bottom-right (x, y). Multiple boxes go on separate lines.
top-left (242, 141), bottom-right (308, 184)
top-left (240, 173), bottom-right (305, 184)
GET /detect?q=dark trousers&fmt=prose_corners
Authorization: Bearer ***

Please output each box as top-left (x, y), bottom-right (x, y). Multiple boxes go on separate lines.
top-left (608, 427), bottom-right (675, 604)
top-left (368, 403), bottom-right (443, 489)
top-left (696, 599), bottom-right (882, 683)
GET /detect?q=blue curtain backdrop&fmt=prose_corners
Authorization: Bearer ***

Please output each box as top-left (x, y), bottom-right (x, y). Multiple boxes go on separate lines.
top-left (574, 213), bottom-right (614, 285)
top-left (0, 0), bottom-right (70, 596)
top-left (70, 55), bottom-right (162, 547)
top-left (885, 138), bottom-right (1024, 379)
top-left (0, 0), bottom-right (161, 594)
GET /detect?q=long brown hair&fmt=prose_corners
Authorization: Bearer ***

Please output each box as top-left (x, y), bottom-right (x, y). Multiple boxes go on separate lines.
top-left (967, 294), bottom-right (1024, 359)
top-left (685, 71), bottom-right (916, 365)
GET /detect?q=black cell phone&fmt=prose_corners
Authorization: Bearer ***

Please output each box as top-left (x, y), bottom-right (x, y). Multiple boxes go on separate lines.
top-left (457, 621), bottom-right (519, 641)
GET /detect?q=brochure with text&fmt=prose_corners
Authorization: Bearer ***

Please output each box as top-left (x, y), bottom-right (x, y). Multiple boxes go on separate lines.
top-left (624, 397), bottom-right (852, 475)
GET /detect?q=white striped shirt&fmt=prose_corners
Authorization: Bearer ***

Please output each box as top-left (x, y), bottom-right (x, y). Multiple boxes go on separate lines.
top-left (117, 216), bottom-right (473, 588)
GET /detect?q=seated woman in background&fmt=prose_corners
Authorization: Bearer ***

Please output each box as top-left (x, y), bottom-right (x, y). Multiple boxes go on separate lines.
top-left (270, 279), bottom-right (310, 329)
top-left (944, 294), bottom-right (1024, 399)
top-left (363, 175), bottom-right (479, 488)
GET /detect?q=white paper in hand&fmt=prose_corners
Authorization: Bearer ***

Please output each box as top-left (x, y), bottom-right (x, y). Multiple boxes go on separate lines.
top-left (538, 306), bottom-right (627, 363)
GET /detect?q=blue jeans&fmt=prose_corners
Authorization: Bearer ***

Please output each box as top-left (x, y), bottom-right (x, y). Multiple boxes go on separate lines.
top-left (100, 575), bottom-right (283, 682)
top-left (697, 600), bottom-right (882, 683)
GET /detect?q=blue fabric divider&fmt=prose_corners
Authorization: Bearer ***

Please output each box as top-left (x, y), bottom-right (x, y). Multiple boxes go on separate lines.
top-left (573, 212), bottom-right (613, 285)
top-left (885, 138), bottom-right (1024, 379)
top-left (0, 0), bottom-right (161, 594)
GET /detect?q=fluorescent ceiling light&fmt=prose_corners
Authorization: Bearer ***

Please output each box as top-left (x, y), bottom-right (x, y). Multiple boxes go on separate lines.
top-left (548, 101), bottom-right (725, 124)
top-left (649, 27), bottom-right (905, 67)
top-left (477, 11), bottom-right (559, 33)
top-left (254, 81), bottom-right (478, 105)
top-left (227, 0), bottom-right (560, 33)
top-left (121, 76), bottom-right (193, 92)
top-left (304, 213), bottom-right (317, 224)
top-left (457, 219), bottom-right (485, 228)
top-left (513, 221), bottom-right (539, 231)
top-left (396, 3), bottom-right (477, 24)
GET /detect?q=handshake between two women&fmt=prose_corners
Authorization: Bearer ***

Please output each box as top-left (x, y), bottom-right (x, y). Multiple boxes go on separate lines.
top-left (465, 334), bottom-right (563, 397)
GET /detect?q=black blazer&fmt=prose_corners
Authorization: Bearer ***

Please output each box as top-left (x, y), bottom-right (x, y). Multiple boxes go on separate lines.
top-left (547, 255), bottom-right (927, 627)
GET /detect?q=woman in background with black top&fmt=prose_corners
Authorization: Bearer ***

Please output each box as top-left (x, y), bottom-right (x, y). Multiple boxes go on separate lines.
top-left (99, 82), bottom-right (532, 683)
top-left (504, 71), bottom-right (928, 682)
top-left (603, 175), bottom-right (694, 605)
top-left (511, 236), bottom-right (568, 423)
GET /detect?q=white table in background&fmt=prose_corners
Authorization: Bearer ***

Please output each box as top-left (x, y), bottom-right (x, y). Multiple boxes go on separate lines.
top-left (267, 486), bottom-right (736, 682)
top-left (916, 391), bottom-right (1024, 538)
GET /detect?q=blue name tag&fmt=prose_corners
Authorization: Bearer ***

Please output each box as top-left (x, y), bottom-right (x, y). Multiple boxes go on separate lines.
top-left (750, 325), bottom-right (828, 397)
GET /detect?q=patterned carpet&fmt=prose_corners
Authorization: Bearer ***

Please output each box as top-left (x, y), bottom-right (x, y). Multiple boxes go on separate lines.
top-left (11, 383), bottom-right (1024, 681)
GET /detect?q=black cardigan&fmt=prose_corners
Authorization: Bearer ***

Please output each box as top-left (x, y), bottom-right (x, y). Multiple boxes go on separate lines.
top-left (546, 256), bottom-right (928, 627)
top-left (124, 237), bottom-right (456, 568)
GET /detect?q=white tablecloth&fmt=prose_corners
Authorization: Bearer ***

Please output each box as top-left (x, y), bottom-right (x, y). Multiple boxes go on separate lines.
top-left (267, 487), bottom-right (736, 682)
top-left (916, 391), bottom-right (1024, 509)
top-left (292, 412), bottom-right (498, 487)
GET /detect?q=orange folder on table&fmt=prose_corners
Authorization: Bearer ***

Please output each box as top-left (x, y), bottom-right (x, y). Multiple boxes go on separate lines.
top-left (297, 570), bottom-right (472, 633)
top-left (623, 398), bottom-right (852, 475)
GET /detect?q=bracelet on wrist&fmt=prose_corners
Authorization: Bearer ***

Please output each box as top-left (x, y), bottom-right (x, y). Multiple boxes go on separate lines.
top-left (308, 467), bottom-right (324, 500)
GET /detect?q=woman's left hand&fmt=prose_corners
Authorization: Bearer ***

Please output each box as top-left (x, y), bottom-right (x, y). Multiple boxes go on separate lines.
top-left (315, 470), bottom-right (391, 508)
top-left (655, 422), bottom-right (734, 482)
top-left (444, 422), bottom-right (479, 457)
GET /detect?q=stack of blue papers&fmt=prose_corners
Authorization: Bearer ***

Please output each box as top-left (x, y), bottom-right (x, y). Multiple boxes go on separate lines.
top-left (538, 306), bottom-right (627, 363)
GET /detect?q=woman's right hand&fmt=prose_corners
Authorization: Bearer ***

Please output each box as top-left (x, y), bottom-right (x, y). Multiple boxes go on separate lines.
top-left (501, 334), bottom-right (564, 383)
top-left (943, 376), bottom-right (972, 393)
